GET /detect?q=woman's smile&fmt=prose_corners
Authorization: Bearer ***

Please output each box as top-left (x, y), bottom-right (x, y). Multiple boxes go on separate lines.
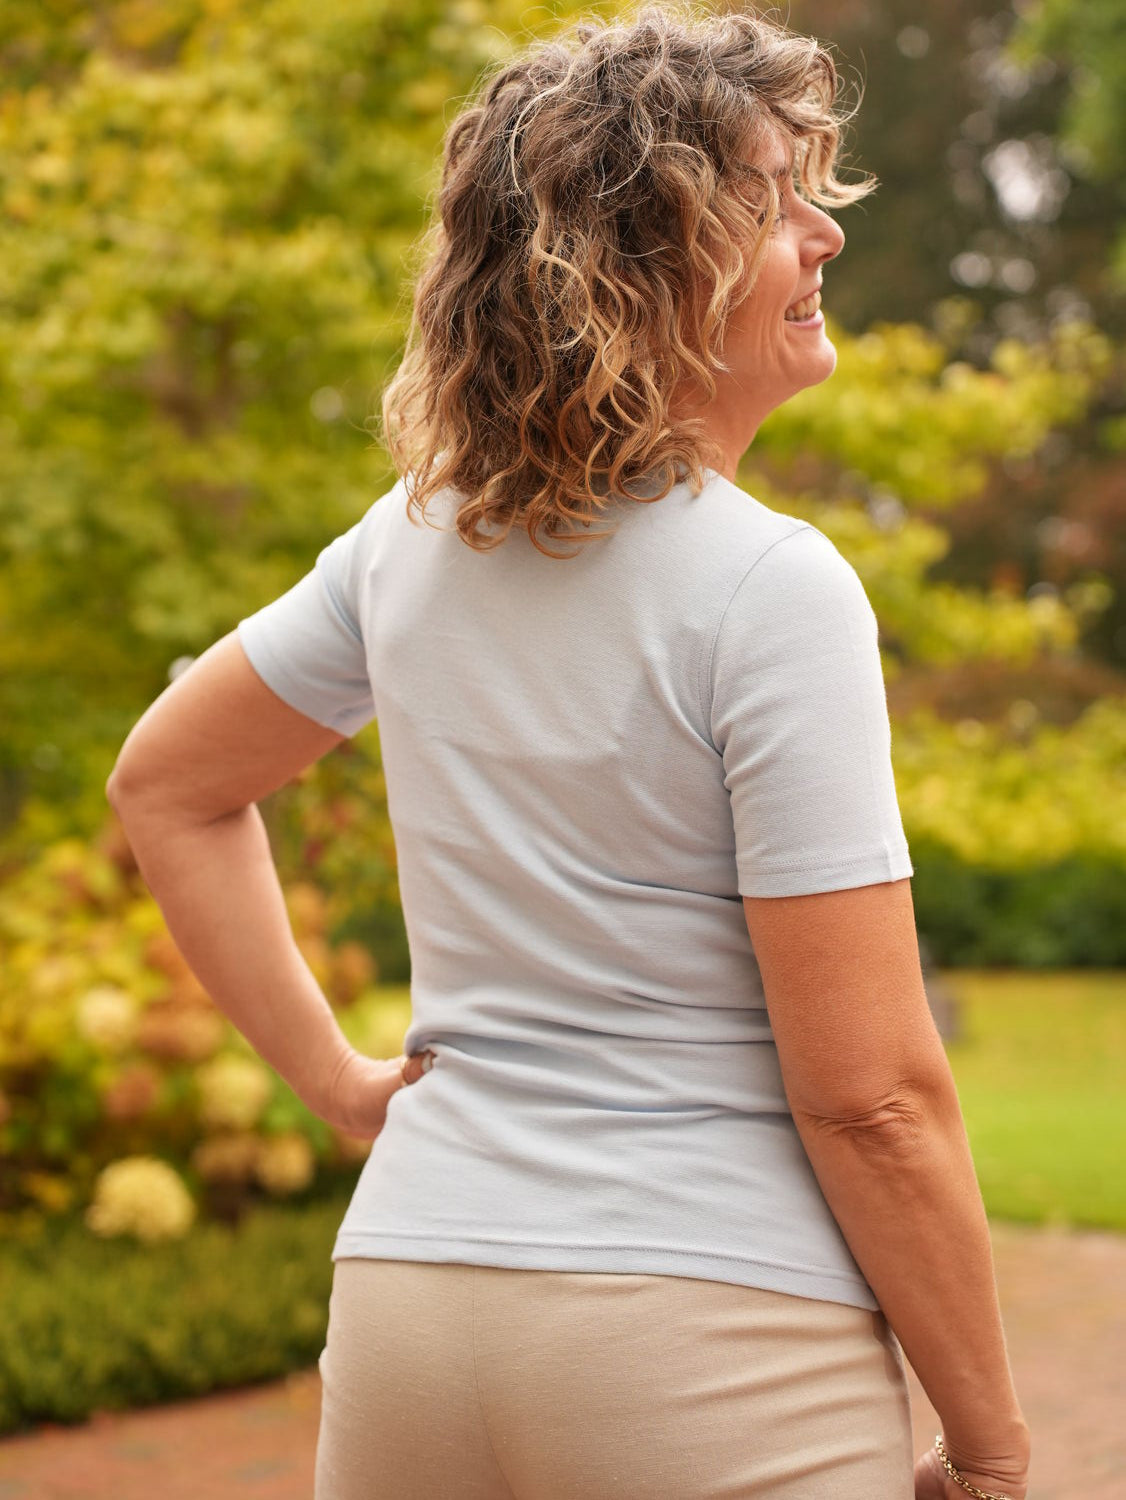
top-left (784, 287), bottom-right (824, 327)
top-left (785, 308), bottom-right (825, 329)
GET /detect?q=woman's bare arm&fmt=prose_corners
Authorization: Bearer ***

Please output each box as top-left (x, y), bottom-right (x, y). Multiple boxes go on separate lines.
top-left (106, 632), bottom-right (358, 1117)
top-left (743, 879), bottom-right (1031, 1497)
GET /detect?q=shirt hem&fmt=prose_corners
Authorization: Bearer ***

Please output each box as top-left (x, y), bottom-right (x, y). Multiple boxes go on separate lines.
top-left (737, 847), bottom-right (913, 898)
top-left (236, 615), bottom-right (373, 736)
top-left (330, 1230), bottom-right (880, 1312)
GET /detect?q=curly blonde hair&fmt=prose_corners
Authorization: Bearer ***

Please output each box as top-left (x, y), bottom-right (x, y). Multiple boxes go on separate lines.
top-left (375, 1), bottom-right (875, 558)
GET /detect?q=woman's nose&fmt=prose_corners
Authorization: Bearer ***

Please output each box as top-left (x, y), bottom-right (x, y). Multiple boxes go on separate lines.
top-left (810, 206), bottom-right (845, 264)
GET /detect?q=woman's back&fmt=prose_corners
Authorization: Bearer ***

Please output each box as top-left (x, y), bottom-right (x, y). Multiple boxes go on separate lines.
top-left (236, 465), bottom-right (914, 1310)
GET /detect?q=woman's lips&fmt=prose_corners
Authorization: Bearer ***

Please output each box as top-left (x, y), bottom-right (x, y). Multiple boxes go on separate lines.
top-left (784, 288), bottom-right (822, 322)
top-left (784, 307), bottom-right (824, 329)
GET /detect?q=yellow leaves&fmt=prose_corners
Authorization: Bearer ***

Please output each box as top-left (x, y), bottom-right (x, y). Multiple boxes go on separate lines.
top-left (893, 697), bottom-right (1126, 866)
top-left (938, 359), bottom-right (977, 390)
top-left (990, 337), bottom-right (1033, 379)
top-left (84, 142), bottom-right (134, 205)
top-left (898, 579), bottom-right (1075, 666)
top-left (447, 0), bottom-right (487, 23)
top-left (1045, 319), bottom-right (1114, 378)
top-left (201, 102), bottom-right (285, 168)
top-left (795, 502), bottom-right (1080, 668)
top-left (1, 188), bottom-right (37, 223)
top-left (1064, 576), bottom-right (1114, 620)
top-left (26, 151), bottom-right (71, 186)
top-left (760, 315), bottom-right (1112, 508)
top-left (403, 75), bottom-right (456, 115)
top-left (362, 994), bottom-right (414, 1061)
top-left (853, 319), bottom-right (948, 379)
top-left (109, 0), bottom-right (201, 52)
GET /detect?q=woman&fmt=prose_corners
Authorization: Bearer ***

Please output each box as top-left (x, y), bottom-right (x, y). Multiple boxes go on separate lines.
top-left (107, 4), bottom-right (1031, 1497)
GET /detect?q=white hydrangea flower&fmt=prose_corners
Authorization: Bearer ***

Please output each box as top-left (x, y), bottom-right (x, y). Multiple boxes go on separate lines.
top-left (75, 984), bottom-right (138, 1054)
top-left (195, 1053), bottom-right (273, 1130)
top-left (85, 1156), bottom-right (196, 1243)
top-left (254, 1131), bottom-right (315, 1196)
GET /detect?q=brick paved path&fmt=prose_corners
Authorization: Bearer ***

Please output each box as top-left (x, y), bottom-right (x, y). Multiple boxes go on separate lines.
top-left (0, 1219), bottom-right (1122, 1498)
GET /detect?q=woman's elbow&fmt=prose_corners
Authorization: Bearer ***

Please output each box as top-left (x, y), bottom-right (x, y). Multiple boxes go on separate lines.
top-left (105, 759), bottom-right (144, 809)
top-left (794, 1068), bottom-right (963, 1162)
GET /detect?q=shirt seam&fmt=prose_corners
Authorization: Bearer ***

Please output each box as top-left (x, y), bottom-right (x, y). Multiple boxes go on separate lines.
top-left (317, 546), bottom-right (364, 644)
top-left (739, 844), bottom-right (911, 876)
top-left (696, 522), bottom-right (815, 745)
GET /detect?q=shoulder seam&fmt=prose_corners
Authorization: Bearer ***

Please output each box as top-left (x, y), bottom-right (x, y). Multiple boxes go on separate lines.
top-left (316, 563), bottom-right (362, 644)
top-left (697, 522), bottom-right (815, 740)
top-left (313, 478), bottom-right (404, 645)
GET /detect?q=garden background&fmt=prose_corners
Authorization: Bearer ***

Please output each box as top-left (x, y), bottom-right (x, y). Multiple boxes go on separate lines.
top-left (0, 0), bottom-right (1123, 1493)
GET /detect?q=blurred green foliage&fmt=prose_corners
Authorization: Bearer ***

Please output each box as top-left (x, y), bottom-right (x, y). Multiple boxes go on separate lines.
top-left (0, 1178), bottom-right (352, 1434)
top-left (0, 0), bottom-right (595, 839)
top-left (1008, 0), bottom-right (1126, 285)
top-left (0, 0), bottom-right (1119, 852)
top-left (1, 0), bottom-right (1125, 1252)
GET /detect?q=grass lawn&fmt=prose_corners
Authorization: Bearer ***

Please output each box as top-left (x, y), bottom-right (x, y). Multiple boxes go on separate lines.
top-left (940, 969), bottom-right (1126, 1231)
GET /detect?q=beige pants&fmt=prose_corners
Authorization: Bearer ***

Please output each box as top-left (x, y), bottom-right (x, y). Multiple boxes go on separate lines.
top-left (315, 1258), bottom-right (915, 1499)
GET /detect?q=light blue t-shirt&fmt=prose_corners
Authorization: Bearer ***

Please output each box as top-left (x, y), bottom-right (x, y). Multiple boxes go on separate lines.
top-left (236, 467), bottom-right (913, 1311)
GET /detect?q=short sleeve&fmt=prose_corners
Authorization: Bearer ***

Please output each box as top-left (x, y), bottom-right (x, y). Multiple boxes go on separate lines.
top-left (708, 524), bottom-right (913, 897)
top-left (235, 509), bottom-right (380, 738)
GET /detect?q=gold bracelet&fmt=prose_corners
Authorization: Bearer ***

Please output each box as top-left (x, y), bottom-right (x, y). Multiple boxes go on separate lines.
top-left (934, 1435), bottom-right (1015, 1500)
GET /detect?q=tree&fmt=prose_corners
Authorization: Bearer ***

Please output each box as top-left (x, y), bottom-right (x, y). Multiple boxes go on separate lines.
top-left (0, 0), bottom-right (1120, 894)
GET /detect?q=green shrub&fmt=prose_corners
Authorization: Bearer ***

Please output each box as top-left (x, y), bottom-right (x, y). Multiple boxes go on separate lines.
top-left (0, 1178), bottom-right (356, 1435)
top-left (911, 838), bottom-right (1126, 966)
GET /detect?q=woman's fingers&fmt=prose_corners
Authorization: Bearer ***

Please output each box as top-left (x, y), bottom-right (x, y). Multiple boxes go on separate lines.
top-left (397, 1050), bottom-right (437, 1086)
top-left (326, 1049), bottom-right (434, 1135)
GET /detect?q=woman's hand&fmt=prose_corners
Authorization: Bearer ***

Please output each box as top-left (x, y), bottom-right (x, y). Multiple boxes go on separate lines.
top-left (319, 1046), bottom-right (437, 1138)
top-left (914, 1436), bottom-right (1030, 1500)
